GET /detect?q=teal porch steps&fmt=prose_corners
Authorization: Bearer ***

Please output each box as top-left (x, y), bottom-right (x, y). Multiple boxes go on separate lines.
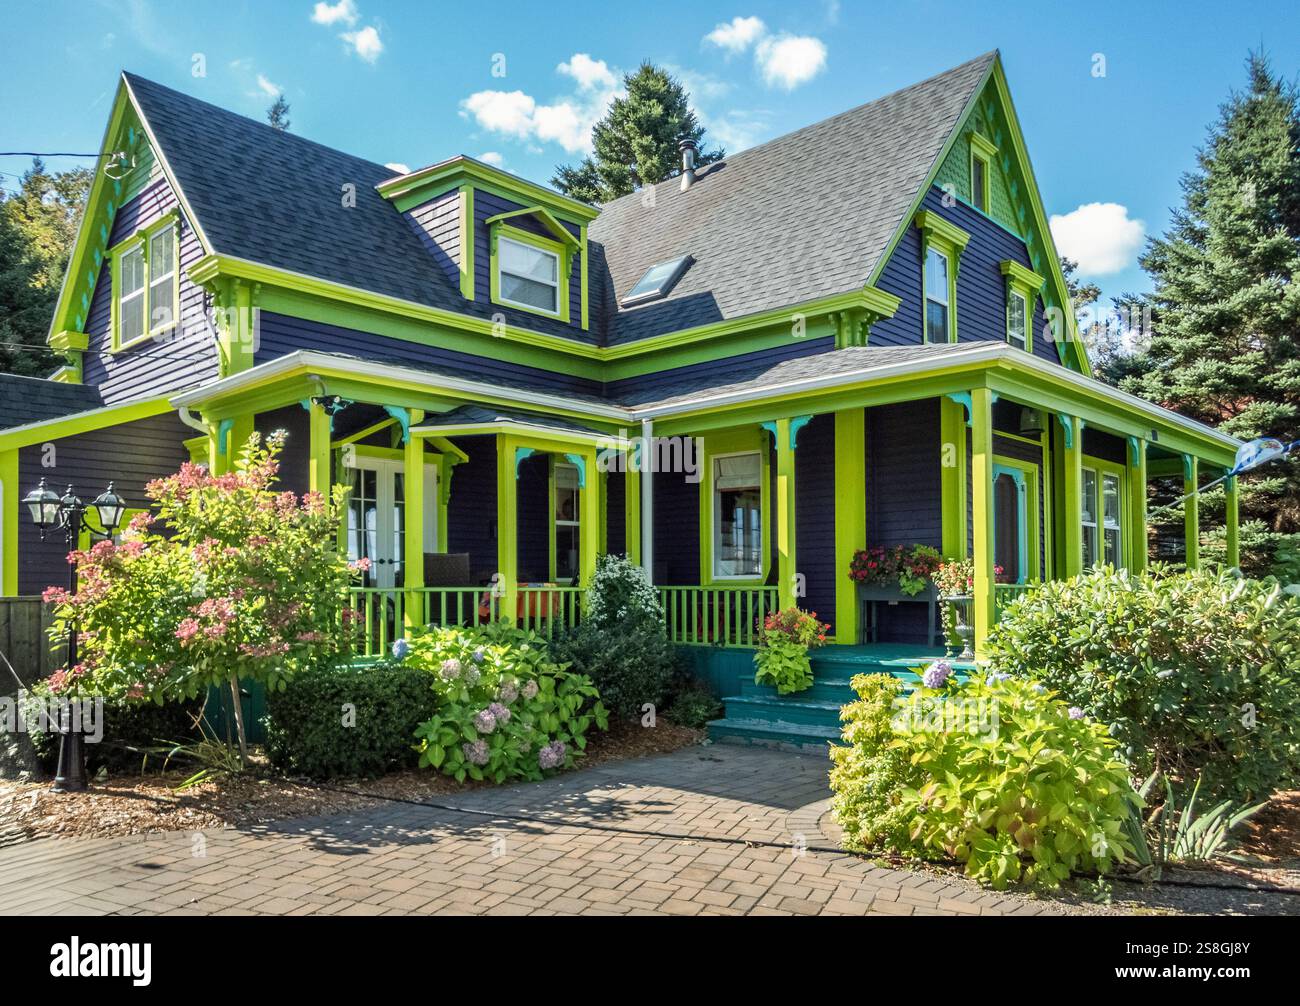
top-left (706, 644), bottom-right (976, 752)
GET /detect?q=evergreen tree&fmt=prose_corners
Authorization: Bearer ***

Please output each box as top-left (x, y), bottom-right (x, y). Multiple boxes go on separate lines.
top-left (0, 158), bottom-right (92, 376)
top-left (1122, 52), bottom-right (1300, 574)
top-left (267, 94), bottom-right (291, 132)
top-left (552, 63), bottom-right (723, 204)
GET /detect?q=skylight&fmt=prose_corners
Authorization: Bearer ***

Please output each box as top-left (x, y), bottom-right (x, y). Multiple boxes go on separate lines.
top-left (621, 255), bottom-right (692, 307)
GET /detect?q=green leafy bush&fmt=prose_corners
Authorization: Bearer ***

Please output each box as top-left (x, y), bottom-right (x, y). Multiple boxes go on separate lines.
top-left (987, 566), bottom-right (1300, 802)
top-left (551, 554), bottom-right (677, 720)
top-left (753, 607), bottom-right (828, 695)
top-left (831, 670), bottom-right (1140, 889)
top-left (403, 623), bottom-right (608, 784)
top-left (663, 684), bottom-right (722, 728)
top-left (24, 692), bottom-right (202, 776)
top-left (264, 661), bottom-right (435, 779)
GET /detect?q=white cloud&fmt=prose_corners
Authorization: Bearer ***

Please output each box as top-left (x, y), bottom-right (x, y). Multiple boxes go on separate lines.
top-left (479, 151), bottom-right (505, 167)
top-left (460, 56), bottom-right (621, 155)
top-left (256, 73), bottom-right (282, 97)
top-left (1050, 202), bottom-right (1146, 276)
top-left (342, 24), bottom-right (383, 62)
top-left (558, 53), bottom-right (615, 92)
top-left (384, 162), bottom-right (410, 175)
top-left (705, 16), bottom-right (766, 54)
top-left (756, 35), bottom-right (827, 90)
top-left (311, 0), bottom-right (357, 26)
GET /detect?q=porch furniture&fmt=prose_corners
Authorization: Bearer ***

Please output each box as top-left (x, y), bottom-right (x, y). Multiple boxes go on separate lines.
top-left (478, 583), bottom-right (565, 621)
top-left (423, 551), bottom-right (472, 587)
top-left (857, 581), bottom-right (943, 648)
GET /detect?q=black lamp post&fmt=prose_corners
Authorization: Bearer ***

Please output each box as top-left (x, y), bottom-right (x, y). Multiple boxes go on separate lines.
top-left (21, 478), bottom-right (126, 793)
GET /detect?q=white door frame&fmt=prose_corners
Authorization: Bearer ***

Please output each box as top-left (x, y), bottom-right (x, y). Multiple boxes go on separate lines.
top-left (346, 454), bottom-right (439, 588)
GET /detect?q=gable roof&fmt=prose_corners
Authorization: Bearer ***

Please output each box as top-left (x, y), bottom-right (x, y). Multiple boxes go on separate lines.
top-left (0, 374), bottom-right (103, 432)
top-left (589, 52), bottom-right (997, 344)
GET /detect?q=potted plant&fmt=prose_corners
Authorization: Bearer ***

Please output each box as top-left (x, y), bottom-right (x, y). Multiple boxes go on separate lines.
top-left (753, 607), bottom-right (830, 695)
top-left (931, 559), bottom-right (1004, 659)
top-left (848, 544), bottom-right (944, 646)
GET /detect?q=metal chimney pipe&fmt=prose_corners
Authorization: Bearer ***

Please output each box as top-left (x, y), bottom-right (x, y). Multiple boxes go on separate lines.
top-left (679, 137), bottom-right (697, 191)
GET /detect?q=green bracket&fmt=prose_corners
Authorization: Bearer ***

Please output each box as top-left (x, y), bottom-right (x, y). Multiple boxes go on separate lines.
top-left (563, 453), bottom-right (587, 489)
top-left (515, 447), bottom-right (537, 478)
top-left (789, 415), bottom-right (813, 450)
top-left (760, 420), bottom-right (777, 441)
top-left (1127, 435), bottom-right (1141, 466)
top-left (1182, 453), bottom-right (1196, 480)
top-left (1055, 413), bottom-right (1075, 449)
top-left (216, 417), bottom-right (233, 456)
top-left (383, 406), bottom-right (410, 444)
top-left (946, 392), bottom-right (973, 428)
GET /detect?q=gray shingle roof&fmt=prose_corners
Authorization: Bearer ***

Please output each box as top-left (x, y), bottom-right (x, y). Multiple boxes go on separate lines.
top-left (417, 404), bottom-right (607, 437)
top-left (589, 52), bottom-right (996, 345)
top-left (0, 374), bottom-right (104, 432)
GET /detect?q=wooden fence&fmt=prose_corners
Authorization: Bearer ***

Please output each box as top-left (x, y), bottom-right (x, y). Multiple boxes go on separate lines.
top-left (0, 597), bottom-right (63, 689)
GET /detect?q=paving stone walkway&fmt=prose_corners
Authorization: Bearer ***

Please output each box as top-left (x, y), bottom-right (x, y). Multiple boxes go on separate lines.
top-left (0, 745), bottom-right (1048, 916)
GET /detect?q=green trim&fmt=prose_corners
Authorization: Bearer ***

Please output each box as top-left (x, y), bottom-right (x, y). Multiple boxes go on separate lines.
top-left (0, 397), bottom-right (175, 453)
top-left (458, 185), bottom-right (475, 300)
top-left (489, 224), bottom-right (571, 323)
top-left (992, 455), bottom-right (1040, 583)
top-left (915, 211), bottom-right (969, 344)
top-left (970, 387), bottom-right (996, 657)
top-left (1, 449), bottom-right (17, 595)
top-left (1183, 454), bottom-right (1199, 569)
top-left (378, 156), bottom-right (599, 225)
top-left (484, 206), bottom-right (580, 248)
top-left (579, 223), bottom-right (589, 331)
top-left (775, 417), bottom-right (797, 609)
top-left (1127, 436), bottom-right (1148, 572)
top-left (1224, 474), bottom-right (1239, 569)
top-left (183, 435), bottom-right (208, 465)
top-left (939, 396), bottom-right (968, 560)
top-left (698, 428), bottom-right (771, 588)
top-left (834, 408), bottom-right (867, 642)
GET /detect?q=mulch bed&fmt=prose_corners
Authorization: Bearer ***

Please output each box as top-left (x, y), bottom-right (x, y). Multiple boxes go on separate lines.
top-left (0, 720), bottom-right (705, 845)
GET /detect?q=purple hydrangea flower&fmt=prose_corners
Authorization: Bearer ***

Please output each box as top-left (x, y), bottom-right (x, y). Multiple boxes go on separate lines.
top-left (498, 680), bottom-right (519, 704)
top-left (473, 708), bottom-right (497, 734)
top-left (472, 647), bottom-right (486, 664)
top-left (521, 679), bottom-right (539, 701)
top-left (461, 739), bottom-right (489, 766)
top-left (984, 671), bottom-right (1011, 686)
top-left (464, 665), bottom-right (481, 686)
top-left (921, 660), bottom-right (952, 689)
top-left (391, 638), bottom-right (410, 660)
top-left (1068, 706), bottom-right (1085, 720)
top-left (537, 740), bottom-right (567, 771)
top-left (439, 658), bottom-right (461, 681)
top-left (488, 701), bottom-right (511, 724)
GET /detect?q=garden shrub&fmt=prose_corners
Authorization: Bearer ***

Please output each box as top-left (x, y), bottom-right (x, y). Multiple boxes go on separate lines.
top-left (987, 566), bottom-right (1300, 802)
top-left (753, 607), bottom-right (829, 695)
top-left (25, 692), bottom-right (202, 776)
top-left (264, 661), bottom-right (435, 779)
top-left (401, 622), bottom-right (608, 784)
top-left (830, 669), bottom-right (1140, 889)
top-left (663, 684), bottom-right (722, 728)
top-left (551, 554), bottom-right (677, 720)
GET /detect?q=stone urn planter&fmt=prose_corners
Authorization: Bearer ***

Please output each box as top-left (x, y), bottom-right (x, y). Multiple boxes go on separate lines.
top-left (940, 594), bottom-right (975, 659)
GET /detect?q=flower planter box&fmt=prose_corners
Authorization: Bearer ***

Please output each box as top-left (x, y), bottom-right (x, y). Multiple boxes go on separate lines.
top-left (856, 582), bottom-right (943, 647)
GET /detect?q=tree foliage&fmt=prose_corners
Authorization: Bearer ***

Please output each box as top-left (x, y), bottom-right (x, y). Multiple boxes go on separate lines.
top-left (266, 95), bottom-right (291, 132)
top-left (551, 63), bottom-right (723, 204)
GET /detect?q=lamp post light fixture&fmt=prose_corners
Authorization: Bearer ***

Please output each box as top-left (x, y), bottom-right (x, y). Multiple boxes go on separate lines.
top-left (21, 478), bottom-right (127, 793)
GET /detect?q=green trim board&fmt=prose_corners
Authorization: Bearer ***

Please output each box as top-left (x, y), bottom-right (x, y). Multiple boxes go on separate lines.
top-left (939, 396), bottom-right (968, 560)
top-left (458, 185), bottom-right (475, 300)
top-left (484, 206), bottom-right (580, 248)
top-left (0, 449), bottom-right (17, 595)
top-left (970, 387), bottom-right (996, 658)
top-left (697, 427), bottom-right (772, 588)
top-left (1183, 454), bottom-right (1199, 569)
top-left (991, 455), bottom-right (1040, 584)
top-left (833, 408), bottom-right (866, 642)
top-left (914, 211), bottom-right (970, 344)
top-left (0, 397), bottom-right (175, 453)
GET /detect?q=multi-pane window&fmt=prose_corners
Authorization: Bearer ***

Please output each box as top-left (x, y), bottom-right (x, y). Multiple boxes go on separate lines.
top-left (554, 462), bottom-right (580, 581)
top-left (1081, 466), bottom-right (1123, 569)
top-left (497, 236), bottom-right (559, 315)
top-left (117, 244), bottom-right (146, 345)
top-left (1102, 472), bottom-right (1122, 566)
top-left (1008, 290), bottom-right (1027, 350)
top-left (148, 225), bottom-right (176, 331)
top-left (924, 247), bottom-right (950, 343)
top-left (972, 154), bottom-right (988, 212)
top-left (713, 452), bottom-right (762, 578)
top-left (114, 220), bottom-right (178, 348)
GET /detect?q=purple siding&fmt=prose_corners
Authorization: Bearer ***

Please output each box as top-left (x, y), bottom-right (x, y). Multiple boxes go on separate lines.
top-left (515, 454), bottom-right (550, 581)
top-left (403, 190), bottom-right (461, 287)
top-left (795, 413), bottom-right (838, 633)
top-left (1083, 427), bottom-right (1126, 465)
top-left (255, 405), bottom-right (312, 495)
top-left (652, 468), bottom-right (699, 584)
top-left (254, 311), bottom-right (603, 397)
top-left (873, 186), bottom-right (1063, 367)
top-left (17, 411), bottom-right (191, 594)
top-left (605, 471), bottom-right (626, 556)
top-left (445, 435), bottom-right (497, 579)
top-left (82, 174), bottom-right (220, 404)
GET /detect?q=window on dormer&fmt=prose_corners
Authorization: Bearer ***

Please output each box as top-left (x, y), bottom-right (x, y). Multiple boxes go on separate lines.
top-left (924, 247), bottom-right (950, 343)
top-left (497, 235), bottom-right (559, 315)
top-left (972, 153), bottom-right (988, 212)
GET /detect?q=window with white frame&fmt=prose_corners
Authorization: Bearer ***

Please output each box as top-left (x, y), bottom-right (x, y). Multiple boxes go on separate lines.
top-left (1101, 471), bottom-right (1122, 566)
top-left (497, 235), bottom-right (559, 314)
top-left (1081, 467), bottom-right (1098, 568)
top-left (114, 219), bottom-right (178, 348)
top-left (1081, 465), bottom-right (1123, 569)
top-left (147, 225), bottom-right (176, 331)
top-left (117, 243), bottom-right (146, 345)
top-left (924, 247), bottom-right (950, 343)
top-left (713, 452), bottom-right (762, 578)
top-left (1007, 290), bottom-right (1027, 350)
top-left (554, 462), bottom-right (580, 582)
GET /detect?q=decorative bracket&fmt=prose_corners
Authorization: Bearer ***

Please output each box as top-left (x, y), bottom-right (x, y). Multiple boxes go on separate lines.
top-left (383, 405), bottom-right (411, 444)
top-left (1055, 413), bottom-right (1076, 449)
top-left (563, 453), bottom-right (587, 489)
top-left (790, 416), bottom-right (813, 450)
top-left (515, 447), bottom-right (537, 478)
top-left (216, 417), bottom-right (233, 456)
top-left (1126, 435), bottom-right (1142, 466)
top-left (1182, 453), bottom-right (1196, 481)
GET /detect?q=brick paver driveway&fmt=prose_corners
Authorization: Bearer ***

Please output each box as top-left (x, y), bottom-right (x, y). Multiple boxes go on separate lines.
top-left (0, 745), bottom-right (1044, 916)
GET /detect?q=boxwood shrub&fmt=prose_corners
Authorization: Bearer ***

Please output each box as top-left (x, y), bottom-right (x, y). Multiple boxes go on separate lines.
top-left (264, 661), bottom-right (435, 779)
top-left (987, 566), bottom-right (1300, 802)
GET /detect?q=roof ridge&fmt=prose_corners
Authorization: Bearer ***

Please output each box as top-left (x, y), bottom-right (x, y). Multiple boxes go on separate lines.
top-left (598, 50), bottom-right (998, 211)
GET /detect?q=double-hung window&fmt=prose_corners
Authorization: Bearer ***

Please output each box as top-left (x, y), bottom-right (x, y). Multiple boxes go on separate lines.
top-left (924, 247), bottom-right (950, 343)
top-left (112, 216), bottom-right (179, 350)
top-left (712, 452), bottom-right (763, 579)
top-left (1081, 464), bottom-right (1123, 569)
top-left (117, 243), bottom-right (146, 346)
top-left (553, 462), bottom-right (581, 582)
top-left (496, 235), bottom-right (560, 316)
top-left (1007, 290), bottom-right (1027, 350)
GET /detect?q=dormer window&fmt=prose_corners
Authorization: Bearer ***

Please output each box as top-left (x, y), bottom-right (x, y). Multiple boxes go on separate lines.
top-left (497, 235), bottom-right (560, 315)
top-left (999, 260), bottom-right (1045, 354)
top-left (621, 255), bottom-right (692, 307)
top-left (110, 213), bottom-right (179, 351)
top-left (969, 132), bottom-right (997, 216)
top-left (485, 207), bottom-right (578, 323)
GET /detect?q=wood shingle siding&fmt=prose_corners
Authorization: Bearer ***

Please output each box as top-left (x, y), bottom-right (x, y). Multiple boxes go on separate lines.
top-left (403, 190), bottom-right (462, 287)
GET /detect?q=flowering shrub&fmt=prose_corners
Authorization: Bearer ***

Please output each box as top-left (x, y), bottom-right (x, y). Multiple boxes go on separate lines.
top-left (753, 607), bottom-right (829, 695)
top-left (849, 544), bottom-right (942, 596)
top-left (40, 432), bottom-right (358, 755)
top-left (403, 622), bottom-right (608, 784)
top-left (987, 566), bottom-right (1300, 802)
top-left (830, 671), bottom-right (1141, 889)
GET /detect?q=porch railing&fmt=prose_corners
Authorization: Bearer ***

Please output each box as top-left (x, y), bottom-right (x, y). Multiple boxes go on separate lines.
top-left (658, 585), bottom-right (779, 648)
top-left (993, 583), bottom-right (1034, 621)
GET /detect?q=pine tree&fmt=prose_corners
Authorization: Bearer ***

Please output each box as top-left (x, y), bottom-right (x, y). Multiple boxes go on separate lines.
top-left (267, 95), bottom-right (291, 132)
top-left (552, 63), bottom-right (723, 204)
top-left (1122, 52), bottom-right (1300, 575)
top-left (0, 158), bottom-right (93, 376)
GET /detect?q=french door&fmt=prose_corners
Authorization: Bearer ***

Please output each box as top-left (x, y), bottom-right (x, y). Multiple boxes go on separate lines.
top-left (346, 457), bottom-right (438, 588)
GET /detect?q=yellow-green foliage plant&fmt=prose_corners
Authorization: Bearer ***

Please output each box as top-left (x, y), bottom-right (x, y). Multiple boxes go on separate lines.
top-left (830, 668), bottom-right (1141, 889)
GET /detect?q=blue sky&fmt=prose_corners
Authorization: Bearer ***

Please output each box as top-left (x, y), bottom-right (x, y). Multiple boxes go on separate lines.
top-left (2, 0), bottom-right (1296, 312)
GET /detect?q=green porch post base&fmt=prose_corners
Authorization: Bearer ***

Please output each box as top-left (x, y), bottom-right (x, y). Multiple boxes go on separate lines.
top-left (970, 388), bottom-right (996, 659)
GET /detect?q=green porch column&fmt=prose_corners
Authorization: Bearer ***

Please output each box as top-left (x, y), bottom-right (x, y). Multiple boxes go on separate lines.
top-left (1127, 437), bottom-right (1148, 572)
top-left (495, 434), bottom-right (519, 624)
top-left (624, 452), bottom-right (641, 565)
top-left (1058, 414), bottom-right (1084, 576)
top-left (1183, 454), bottom-right (1200, 570)
top-left (971, 388), bottom-right (996, 658)
top-left (403, 427), bottom-right (425, 631)
top-left (939, 396), bottom-right (968, 560)
top-left (579, 448), bottom-right (600, 588)
top-left (1, 449), bottom-right (17, 596)
top-left (834, 408), bottom-right (866, 643)
top-left (776, 417), bottom-right (797, 609)
top-left (1225, 474), bottom-right (1240, 569)
top-left (307, 400), bottom-right (331, 496)
top-left (210, 414), bottom-right (254, 475)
